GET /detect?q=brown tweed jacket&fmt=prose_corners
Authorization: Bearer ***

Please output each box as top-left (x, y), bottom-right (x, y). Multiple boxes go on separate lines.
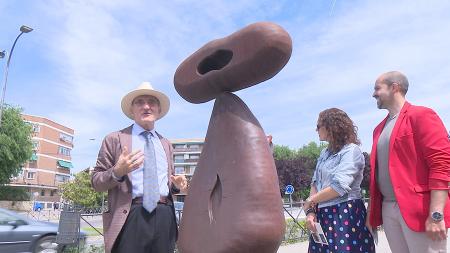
top-left (91, 125), bottom-right (175, 253)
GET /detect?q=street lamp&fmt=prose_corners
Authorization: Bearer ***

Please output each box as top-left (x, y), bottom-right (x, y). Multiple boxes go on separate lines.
top-left (0, 25), bottom-right (33, 128)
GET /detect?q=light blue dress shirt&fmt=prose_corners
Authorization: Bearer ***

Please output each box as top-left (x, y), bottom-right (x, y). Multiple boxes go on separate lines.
top-left (311, 143), bottom-right (365, 208)
top-left (130, 124), bottom-right (169, 199)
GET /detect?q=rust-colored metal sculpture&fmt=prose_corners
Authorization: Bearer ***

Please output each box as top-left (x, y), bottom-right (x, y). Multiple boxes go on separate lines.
top-left (174, 22), bottom-right (292, 253)
top-left (174, 22), bottom-right (292, 104)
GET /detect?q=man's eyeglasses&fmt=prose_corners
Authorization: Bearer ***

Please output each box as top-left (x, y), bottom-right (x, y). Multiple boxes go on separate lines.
top-left (133, 98), bottom-right (159, 107)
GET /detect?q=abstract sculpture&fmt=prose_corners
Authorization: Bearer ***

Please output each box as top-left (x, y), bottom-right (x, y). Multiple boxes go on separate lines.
top-left (174, 21), bottom-right (292, 253)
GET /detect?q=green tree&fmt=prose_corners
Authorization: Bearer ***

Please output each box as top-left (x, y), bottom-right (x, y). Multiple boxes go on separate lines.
top-left (60, 171), bottom-right (105, 207)
top-left (297, 141), bottom-right (327, 160)
top-left (274, 142), bottom-right (327, 161)
top-left (274, 142), bottom-right (327, 201)
top-left (0, 185), bottom-right (30, 200)
top-left (0, 105), bottom-right (33, 185)
top-left (273, 145), bottom-right (297, 160)
top-left (276, 156), bottom-right (316, 201)
top-left (361, 152), bottom-right (371, 197)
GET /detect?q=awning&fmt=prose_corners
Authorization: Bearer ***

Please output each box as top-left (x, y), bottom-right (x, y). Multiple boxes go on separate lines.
top-left (57, 160), bottom-right (73, 169)
top-left (30, 153), bottom-right (38, 161)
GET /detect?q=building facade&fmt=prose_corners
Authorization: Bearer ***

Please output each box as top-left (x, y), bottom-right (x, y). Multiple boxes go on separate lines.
top-left (9, 114), bottom-right (74, 204)
top-left (171, 138), bottom-right (204, 202)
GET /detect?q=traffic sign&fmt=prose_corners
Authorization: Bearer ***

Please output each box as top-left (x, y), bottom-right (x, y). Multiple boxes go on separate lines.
top-left (285, 184), bottom-right (294, 195)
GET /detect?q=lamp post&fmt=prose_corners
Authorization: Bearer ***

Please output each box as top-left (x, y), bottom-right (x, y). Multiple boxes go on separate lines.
top-left (0, 25), bottom-right (33, 128)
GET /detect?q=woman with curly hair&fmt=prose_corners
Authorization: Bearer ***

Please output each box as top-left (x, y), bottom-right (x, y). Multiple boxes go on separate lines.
top-left (303, 108), bottom-right (375, 253)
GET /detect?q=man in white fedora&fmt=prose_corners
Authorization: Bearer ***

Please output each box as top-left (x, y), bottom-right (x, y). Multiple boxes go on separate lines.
top-left (92, 82), bottom-right (187, 253)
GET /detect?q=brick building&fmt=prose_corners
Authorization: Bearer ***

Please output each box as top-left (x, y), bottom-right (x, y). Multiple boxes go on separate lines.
top-left (171, 138), bottom-right (204, 202)
top-left (8, 114), bottom-right (74, 204)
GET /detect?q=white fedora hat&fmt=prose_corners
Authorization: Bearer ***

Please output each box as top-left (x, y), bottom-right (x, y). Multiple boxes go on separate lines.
top-left (121, 82), bottom-right (170, 120)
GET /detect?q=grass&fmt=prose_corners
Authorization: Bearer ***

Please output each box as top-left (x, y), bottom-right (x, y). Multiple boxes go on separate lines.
top-left (82, 227), bottom-right (103, 236)
top-left (283, 218), bottom-right (309, 244)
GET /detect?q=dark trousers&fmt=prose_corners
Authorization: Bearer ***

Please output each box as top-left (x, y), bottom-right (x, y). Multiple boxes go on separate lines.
top-left (112, 203), bottom-right (177, 253)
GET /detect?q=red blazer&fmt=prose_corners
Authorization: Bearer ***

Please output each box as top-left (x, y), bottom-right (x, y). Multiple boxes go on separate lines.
top-left (369, 102), bottom-right (450, 232)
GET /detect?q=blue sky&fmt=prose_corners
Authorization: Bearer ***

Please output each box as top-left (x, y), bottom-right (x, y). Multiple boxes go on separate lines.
top-left (1, 0), bottom-right (450, 173)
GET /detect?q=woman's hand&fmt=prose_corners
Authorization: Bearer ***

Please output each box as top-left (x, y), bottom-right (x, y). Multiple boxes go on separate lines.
top-left (306, 213), bottom-right (317, 233)
top-left (303, 196), bottom-right (315, 211)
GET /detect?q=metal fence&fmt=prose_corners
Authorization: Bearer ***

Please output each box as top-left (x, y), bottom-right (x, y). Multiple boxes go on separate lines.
top-left (26, 209), bottom-right (61, 221)
top-left (24, 201), bottom-right (311, 249)
top-left (25, 204), bottom-right (104, 220)
top-left (282, 201), bottom-right (309, 243)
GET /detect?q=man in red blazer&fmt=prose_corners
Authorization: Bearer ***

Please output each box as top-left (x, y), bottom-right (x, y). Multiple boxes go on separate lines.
top-left (367, 71), bottom-right (450, 252)
top-left (92, 82), bottom-right (187, 253)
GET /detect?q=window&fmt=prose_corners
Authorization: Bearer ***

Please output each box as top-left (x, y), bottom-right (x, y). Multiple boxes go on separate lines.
top-left (50, 190), bottom-right (57, 197)
top-left (55, 174), bottom-right (70, 183)
top-left (32, 141), bottom-right (39, 151)
top-left (175, 166), bottom-right (185, 174)
top-left (14, 169), bottom-right (24, 180)
top-left (60, 133), bottom-right (73, 143)
top-left (174, 155), bottom-right (184, 163)
top-left (58, 146), bottom-right (71, 156)
top-left (27, 172), bottom-right (35, 179)
top-left (189, 166), bottom-right (196, 174)
top-left (174, 144), bottom-right (186, 149)
top-left (32, 124), bottom-right (40, 133)
top-left (0, 211), bottom-right (19, 225)
top-left (189, 144), bottom-right (200, 149)
top-left (189, 154), bottom-right (200, 159)
top-left (40, 190), bottom-right (45, 196)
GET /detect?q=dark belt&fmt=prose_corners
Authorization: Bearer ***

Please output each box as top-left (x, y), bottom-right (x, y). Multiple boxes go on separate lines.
top-left (132, 196), bottom-right (171, 205)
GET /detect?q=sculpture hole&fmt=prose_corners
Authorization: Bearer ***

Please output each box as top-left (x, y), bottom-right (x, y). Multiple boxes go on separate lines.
top-left (208, 174), bottom-right (222, 224)
top-left (197, 49), bottom-right (233, 75)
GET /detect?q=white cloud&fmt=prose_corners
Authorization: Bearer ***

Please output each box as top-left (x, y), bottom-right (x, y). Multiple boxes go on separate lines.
top-left (2, 0), bottom-right (450, 171)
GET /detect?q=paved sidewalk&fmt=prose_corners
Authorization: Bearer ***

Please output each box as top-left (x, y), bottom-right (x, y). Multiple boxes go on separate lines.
top-left (277, 231), bottom-right (392, 253)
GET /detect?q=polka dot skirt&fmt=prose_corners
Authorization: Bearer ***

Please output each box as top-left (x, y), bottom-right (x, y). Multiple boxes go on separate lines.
top-left (308, 199), bottom-right (375, 253)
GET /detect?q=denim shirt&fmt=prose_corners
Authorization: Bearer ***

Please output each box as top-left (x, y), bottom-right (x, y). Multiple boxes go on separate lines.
top-left (311, 143), bottom-right (365, 208)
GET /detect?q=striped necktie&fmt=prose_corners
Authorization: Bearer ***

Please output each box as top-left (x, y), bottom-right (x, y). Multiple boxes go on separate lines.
top-left (141, 131), bottom-right (159, 213)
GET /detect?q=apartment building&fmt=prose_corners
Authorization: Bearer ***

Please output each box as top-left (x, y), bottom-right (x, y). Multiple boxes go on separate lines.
top-left (171, 138), bottom-right (204, 202)
top-left (9, 114), bottom-right (74, 203)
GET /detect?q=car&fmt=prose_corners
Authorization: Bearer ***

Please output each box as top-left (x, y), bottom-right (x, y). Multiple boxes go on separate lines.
top-left (173, 201), bottom-right (184, 211)
top-left (33, 202), bottom-right (44, 211)
top-left (173, 201), bottom-right (184, 224)
top-left (0, 208), bottom-right (85, 253)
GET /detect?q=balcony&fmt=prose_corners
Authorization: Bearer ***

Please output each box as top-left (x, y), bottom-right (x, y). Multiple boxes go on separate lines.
top-left (54, 180), bottom-right (68, 186)
top-left (174, 158), bottom-right (199, 164)
top-left (173, 147), bottom-right (203, 152)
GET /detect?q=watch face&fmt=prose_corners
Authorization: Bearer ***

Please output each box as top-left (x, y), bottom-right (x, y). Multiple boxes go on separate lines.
top-left (432, 211), bottom-right (444, 222)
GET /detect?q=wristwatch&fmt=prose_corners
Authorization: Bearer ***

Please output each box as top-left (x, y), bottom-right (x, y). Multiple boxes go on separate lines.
top-left (431, 211), bottom-right (444, 223)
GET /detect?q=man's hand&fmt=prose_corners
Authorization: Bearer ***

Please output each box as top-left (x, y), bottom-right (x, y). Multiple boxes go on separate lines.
top-left (171, 175), bottom-right (188, 191)
top-left (425, 217), bottom-right (447, 241)
top-left (113, 146), bottom-right (144, 178)
top-left (305, 213), bottom-right (317, 233)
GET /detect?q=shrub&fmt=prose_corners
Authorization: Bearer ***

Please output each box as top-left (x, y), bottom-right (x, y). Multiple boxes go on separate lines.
top-left (0, 186), bottom-right (30, 201)
top-left (284, 218), bottom-right (308, 244)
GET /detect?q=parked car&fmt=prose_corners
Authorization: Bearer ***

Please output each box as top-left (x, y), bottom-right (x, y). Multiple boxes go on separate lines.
top-left (33, 202), bottom-right (44, 211)
top-left (0, 208), bottom-right (85, 253)
top-left (173, 201), bottom-right (184, 224)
